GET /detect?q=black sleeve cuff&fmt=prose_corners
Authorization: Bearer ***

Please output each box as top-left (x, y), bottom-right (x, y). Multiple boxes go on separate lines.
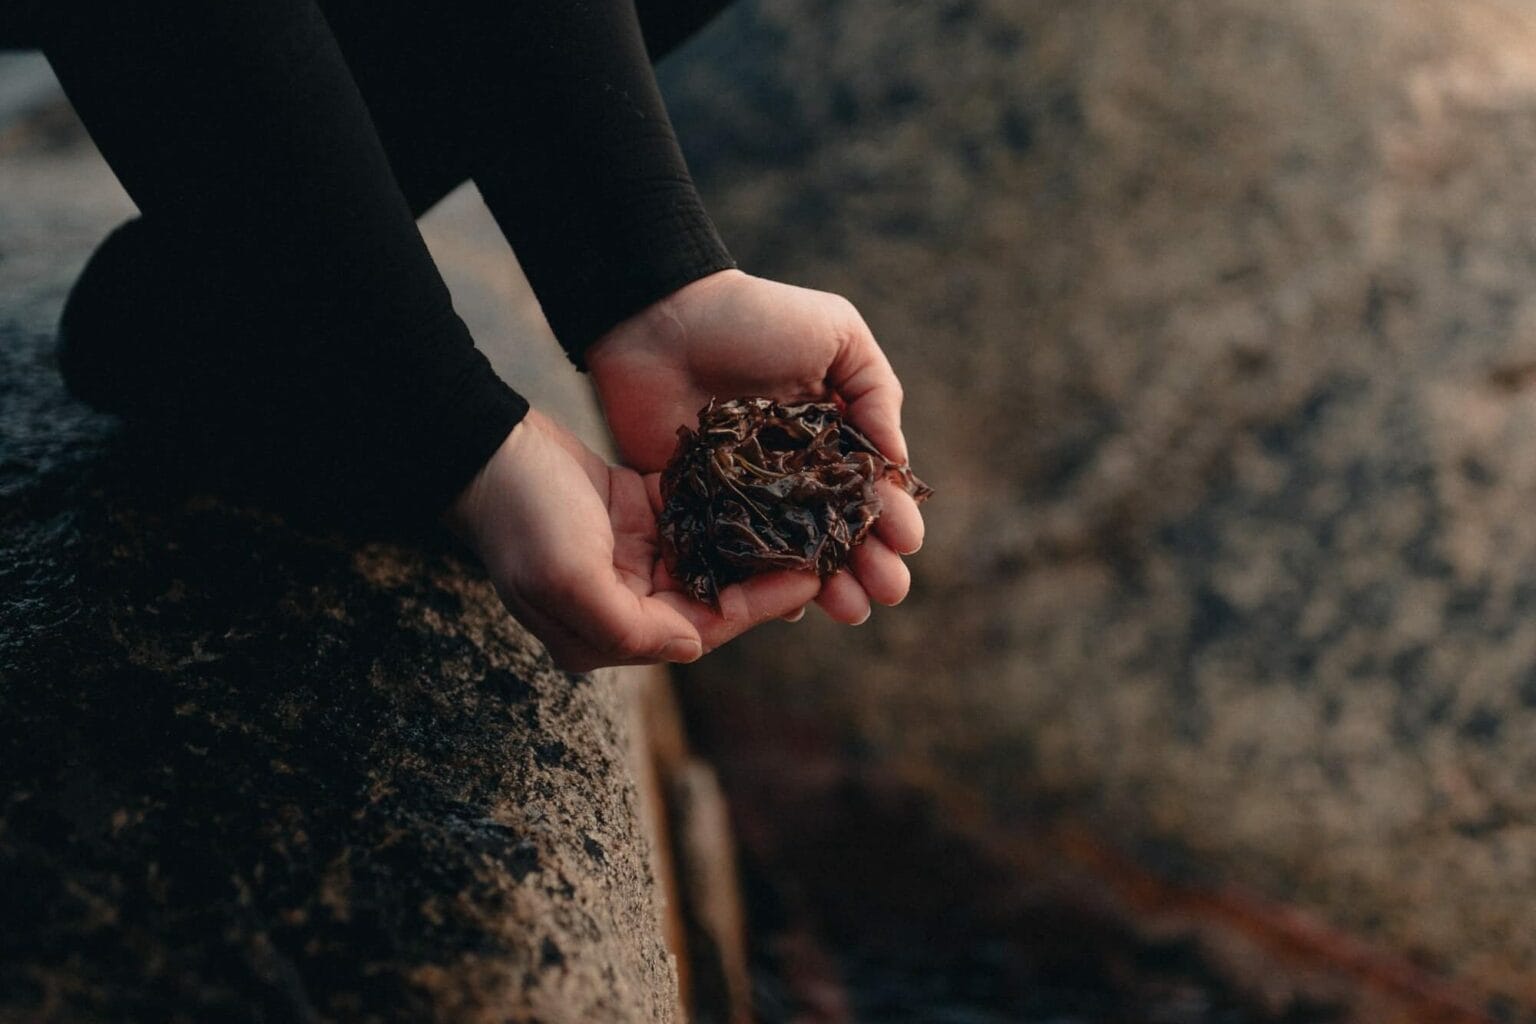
top-left (406, 358), bottom-right (530, 520)
top-left (523, 188), bottom-right (737, 369)
top-left (343, 311), bottom-right (531, 523)
top-left (444, 0), bottom-right (739, 371)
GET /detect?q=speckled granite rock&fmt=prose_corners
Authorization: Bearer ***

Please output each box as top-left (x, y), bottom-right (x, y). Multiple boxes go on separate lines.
top-left (0, 434), bottom-right (677, 1023)
top-left (663, 0), bottom-right (1536, 1010)
top-left (0, 79), bottom-right (681, 1023)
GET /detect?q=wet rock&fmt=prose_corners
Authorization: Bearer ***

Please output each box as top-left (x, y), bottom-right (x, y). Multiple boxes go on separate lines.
top-left (664, 0), bottom-right (1536, 1010)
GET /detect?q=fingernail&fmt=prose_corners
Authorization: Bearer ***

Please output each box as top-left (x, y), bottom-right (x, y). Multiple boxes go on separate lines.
top-left (783, 607), bottom-right (807, 623)
top-left (662, 639), bottom-right (703, 662)
top-left (852, 608), bottom-right (872, 626)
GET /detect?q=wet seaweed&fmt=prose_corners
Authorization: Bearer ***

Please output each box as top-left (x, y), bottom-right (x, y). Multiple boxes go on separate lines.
top-left (659, 397), bottom-right (933, 606)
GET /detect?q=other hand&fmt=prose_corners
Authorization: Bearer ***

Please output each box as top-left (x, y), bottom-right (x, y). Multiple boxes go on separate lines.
top-left (445, 410), bottom-right (821, 672)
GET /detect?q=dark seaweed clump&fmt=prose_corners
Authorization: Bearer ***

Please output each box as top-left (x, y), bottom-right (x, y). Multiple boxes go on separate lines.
top-left (659, 397), bottom-right (933, 606)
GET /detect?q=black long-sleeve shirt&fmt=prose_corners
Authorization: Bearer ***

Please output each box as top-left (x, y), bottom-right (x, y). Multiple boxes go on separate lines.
top-left (15, 0), bottom-right (734, 520)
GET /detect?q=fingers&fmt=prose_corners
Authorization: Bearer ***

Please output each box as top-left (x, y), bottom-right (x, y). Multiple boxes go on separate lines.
top-left (873, 480), bottom-right (925, 555)
top-left (643, 472), bottom-right (665, 518)
top-left (826, 306), bottom-right (909, 465)
top-left (815, 570), bottom-right (872, 625)
top-left (848, 536), bottom-right (910, 607)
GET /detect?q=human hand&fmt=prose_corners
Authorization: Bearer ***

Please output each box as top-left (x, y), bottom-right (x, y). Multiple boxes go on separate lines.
top-left (444, 410), bottom-right (822, 672)
top-left (585, 269), bottom-right (925, 625)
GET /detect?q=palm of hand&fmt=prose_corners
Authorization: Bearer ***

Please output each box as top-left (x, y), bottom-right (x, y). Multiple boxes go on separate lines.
top-left (448, 410), bottom-right (820, 672)
top-left (588, 270), bottom-right (846, 472)
top-left (585, 270), bottom-right (924, 625)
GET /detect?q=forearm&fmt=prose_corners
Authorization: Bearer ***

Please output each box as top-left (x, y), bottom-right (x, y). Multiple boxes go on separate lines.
top-left (444, 0), bottom-right (737, 365)
top-left (44, 0), bottom-right (528, 520)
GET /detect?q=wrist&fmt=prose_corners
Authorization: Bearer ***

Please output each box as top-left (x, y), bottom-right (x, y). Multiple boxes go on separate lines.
top-left (441, 418), bottom-right (529, 553)
top-left (586, 268), bottom-right (746, 374)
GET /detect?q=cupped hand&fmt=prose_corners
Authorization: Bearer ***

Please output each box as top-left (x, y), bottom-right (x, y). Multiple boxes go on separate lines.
top-left (586, 269), bottom-right (924, 624)
top-left (444, 410), bottom-right (821, 672)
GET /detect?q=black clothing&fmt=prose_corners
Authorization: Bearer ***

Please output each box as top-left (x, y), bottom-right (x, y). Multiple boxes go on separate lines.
top-left (29, 0), bottom-right (732, 520)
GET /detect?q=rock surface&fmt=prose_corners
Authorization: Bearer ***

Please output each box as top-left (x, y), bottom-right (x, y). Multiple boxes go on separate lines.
top-left (663, 0), bottom-right (1536, 1012)
top-left (0, 73), bottom-right (682, 1023)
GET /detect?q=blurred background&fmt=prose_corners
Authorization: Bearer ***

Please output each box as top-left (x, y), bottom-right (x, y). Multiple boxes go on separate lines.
top-left (658, 1), bottom-right (1536, 1020)
top-left (7, 0), bottom-right (1536, 1020)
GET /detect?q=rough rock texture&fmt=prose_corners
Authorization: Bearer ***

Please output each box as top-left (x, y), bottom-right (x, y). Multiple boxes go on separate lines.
top-left (663, 0), bottom-right (1536, 1011)
top-left (0, 75), bottom-right (681, 1023)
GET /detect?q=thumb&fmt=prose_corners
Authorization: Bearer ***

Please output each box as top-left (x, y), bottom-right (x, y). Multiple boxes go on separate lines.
top-left (657, 568), bottom-right (823, 653)
top-left (546, 564), bottom-right (705, 665)
top-left (828, 318), bottom-right (908, 465)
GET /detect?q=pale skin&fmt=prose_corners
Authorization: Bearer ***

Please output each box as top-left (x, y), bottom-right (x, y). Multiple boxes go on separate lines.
top-left (445, 269), bottom-right (926, 672)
